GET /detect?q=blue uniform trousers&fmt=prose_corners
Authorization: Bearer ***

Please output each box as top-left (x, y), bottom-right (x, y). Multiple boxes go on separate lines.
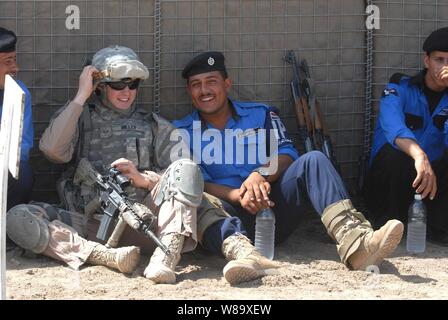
top-left (7, 161), bottom-right (33, 211)
top-left (202, 151), bottom-right (349, 253)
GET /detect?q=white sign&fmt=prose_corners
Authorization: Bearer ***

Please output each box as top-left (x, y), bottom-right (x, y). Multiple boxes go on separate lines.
top-left (0, 74), bottom-right (25, 300)
top-left (1, 75), bottom-right (25, 178)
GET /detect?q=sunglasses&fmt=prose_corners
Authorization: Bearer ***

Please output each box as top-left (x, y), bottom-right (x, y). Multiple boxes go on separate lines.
top-left (106, 79), bottom-right (140, 90)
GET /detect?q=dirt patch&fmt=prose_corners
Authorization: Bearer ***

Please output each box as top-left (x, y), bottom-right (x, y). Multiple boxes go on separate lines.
top-left (5, 213), bottom-right (448, 300)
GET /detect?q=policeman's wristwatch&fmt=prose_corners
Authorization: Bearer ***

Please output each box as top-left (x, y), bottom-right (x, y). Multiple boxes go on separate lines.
top-left (252, 167), bottom-right (270, 179)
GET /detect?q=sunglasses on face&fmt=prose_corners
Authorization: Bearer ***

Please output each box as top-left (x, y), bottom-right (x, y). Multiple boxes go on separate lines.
top-left (106, 79), bottom-right (140, 90)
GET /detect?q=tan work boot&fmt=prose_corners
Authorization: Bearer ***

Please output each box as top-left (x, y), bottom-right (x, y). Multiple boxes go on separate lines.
top-left (321, 199), bottom-right (403, 271)
top-left (87, 244), bottom-right (140, 274)
top-left (222, 233), bottom-right (280, 285)
top-left (144, 233), bottom-right (184, 284)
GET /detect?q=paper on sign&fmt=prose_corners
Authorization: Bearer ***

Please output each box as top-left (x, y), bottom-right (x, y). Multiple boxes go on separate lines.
top-left (0, 75), bottom-right (25, 178)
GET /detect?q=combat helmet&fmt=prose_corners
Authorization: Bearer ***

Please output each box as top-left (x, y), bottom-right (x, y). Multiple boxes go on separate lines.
top-left (91, 45), bottom-right (149, 113)
top-left (92, 45), bottom-right (149, 82)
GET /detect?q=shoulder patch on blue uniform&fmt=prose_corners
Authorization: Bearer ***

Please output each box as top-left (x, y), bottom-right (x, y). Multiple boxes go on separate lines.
top-left (267, 110), bottom-right (292, 145)
top-left (389, 73), bottom-right (406, 85)
top-left (382, 88), bottom-right (398, 98)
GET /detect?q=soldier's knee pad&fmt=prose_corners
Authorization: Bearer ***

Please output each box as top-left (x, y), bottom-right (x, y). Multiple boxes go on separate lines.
top-left (155, 159), bottom-right (204, 207)
top-left (6, 204), bottom-right (50, 254)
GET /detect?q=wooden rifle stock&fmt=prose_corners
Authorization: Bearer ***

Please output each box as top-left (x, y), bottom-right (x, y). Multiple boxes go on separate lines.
top-left (300, 95), bottom-right (314, 138)
top-left (312, 100), bottom-right (325, 152)
top-left (292, 84), bottom-right (307, 130)
top-left (291, 83), bottom-right (315, 153)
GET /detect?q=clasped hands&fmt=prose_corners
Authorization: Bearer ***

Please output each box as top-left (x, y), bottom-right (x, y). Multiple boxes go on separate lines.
top-left (237, 172), bottom-right (274, 215)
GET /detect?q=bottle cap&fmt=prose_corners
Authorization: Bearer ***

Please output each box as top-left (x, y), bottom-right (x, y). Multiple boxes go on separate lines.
top-left (415, 193), bottom-right (422, 200)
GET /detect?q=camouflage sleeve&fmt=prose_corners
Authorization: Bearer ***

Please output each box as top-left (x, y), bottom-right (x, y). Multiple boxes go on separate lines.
top-left (151, 113), bottom-right (186, 170)
top-left (39, 100), bottom-right (83, 163)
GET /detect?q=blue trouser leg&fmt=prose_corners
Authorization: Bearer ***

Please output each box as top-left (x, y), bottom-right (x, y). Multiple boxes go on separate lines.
top-left (269, 151), bottom-right (349, 243)
top-left (214, 151), bottom-right (350, 244)
top-left (272, 151), bottom-right (349, 215)
top-left (201, 216), bottom-right (247, 255)
top-left (7, 161), bottom-right (33, 211)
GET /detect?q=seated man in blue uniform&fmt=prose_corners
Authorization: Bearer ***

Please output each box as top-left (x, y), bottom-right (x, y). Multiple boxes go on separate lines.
top-left (0, 27), bottom-right (34, 210)
top-left (363, 27), bottom-right (448, 245)
top-left (173, 51), bottom-right (404, 271)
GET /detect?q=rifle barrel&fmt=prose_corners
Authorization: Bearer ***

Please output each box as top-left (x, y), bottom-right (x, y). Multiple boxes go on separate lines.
top-left (143, 227), bottom-right (171, 255)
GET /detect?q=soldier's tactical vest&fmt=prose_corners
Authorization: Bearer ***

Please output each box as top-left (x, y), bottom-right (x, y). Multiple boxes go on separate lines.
top-left (81, 104), bottom-right (155, 174)
top-left (72, 104), bottom-right (155, 209)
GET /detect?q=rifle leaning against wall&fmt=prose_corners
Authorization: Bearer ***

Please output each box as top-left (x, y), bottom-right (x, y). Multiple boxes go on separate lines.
top-left (76, 158), bottom-right (170, 255)
top-left (284, 50), bottom-right (315, 153)
top-left (284, 50), bottom-right (340, 172)
top-left (300, 59), bottom-right (340, 171)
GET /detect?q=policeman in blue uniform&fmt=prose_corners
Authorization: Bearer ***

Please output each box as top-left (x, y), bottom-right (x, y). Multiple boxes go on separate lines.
top-left (0, 27), bottom-right (34, 210)
top-left (363, 27), bottom-right (448, 245)
top-left (174, 51), bottom-right (404, 271)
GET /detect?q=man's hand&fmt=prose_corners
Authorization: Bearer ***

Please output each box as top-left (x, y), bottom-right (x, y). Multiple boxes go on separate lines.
top-left (413, 154), bottom-right (437, 200)
top-left (395, 138), bottom-right (438, 200)
top-left (204, 181), bottom-right (274, 215)
top-left (73, 65), bottom-right (99, 106)
top-left (438, 66), bottom-right (448, 87)
top-left (111, 158), bottom-right (158, 190)
top-left (239, 189), bottom-right (275, 215)
top-left (237, 172), bottom-right (274, 214)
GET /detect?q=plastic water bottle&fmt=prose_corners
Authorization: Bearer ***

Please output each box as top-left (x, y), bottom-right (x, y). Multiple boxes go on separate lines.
top-left (406, 193), bottom-right (427, 254)
top-left (254, 208), bottom-right (276, 260)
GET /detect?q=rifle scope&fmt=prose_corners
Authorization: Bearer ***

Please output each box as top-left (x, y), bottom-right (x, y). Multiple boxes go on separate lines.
top-left (109, 167), bottom-right (131, 189)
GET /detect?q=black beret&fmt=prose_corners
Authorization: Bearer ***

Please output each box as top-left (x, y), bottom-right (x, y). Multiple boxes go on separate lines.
top-left (423, 27), bottom-right (448, 54)
top-left (0, 27), bottom-right (17, 53)
top-left (182, 51), bottom-right (227, 79)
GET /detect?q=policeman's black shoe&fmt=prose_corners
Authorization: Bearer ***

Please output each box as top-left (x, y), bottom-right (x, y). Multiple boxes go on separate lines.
top-left (427, 229), bottom-right (448, 247)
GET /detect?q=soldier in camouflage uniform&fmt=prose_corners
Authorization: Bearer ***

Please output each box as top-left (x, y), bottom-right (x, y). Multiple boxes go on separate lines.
top-left (6, 46), bottom-right (278, 285)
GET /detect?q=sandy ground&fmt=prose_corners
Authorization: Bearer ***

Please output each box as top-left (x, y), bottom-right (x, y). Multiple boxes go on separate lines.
top-left (5, 211), bottom-right (448, 300)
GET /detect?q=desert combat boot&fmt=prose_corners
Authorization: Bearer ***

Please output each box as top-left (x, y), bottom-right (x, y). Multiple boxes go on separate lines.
top-left (222, 233), bottom-right (280, 285)
top-left (144, 232), bottom-right (185, 284)
top-left (321, 199), bottom-right (404, 270)
top-left (87, 243), bottom-right (141, 274)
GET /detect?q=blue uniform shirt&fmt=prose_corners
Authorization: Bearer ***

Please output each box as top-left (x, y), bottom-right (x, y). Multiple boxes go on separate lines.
top-left (371, 71), bottom-right (448, 165)
top-left (173, 100), bottom-right (299, 189)
top-left (0, 79), bottom-right (34, 161)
